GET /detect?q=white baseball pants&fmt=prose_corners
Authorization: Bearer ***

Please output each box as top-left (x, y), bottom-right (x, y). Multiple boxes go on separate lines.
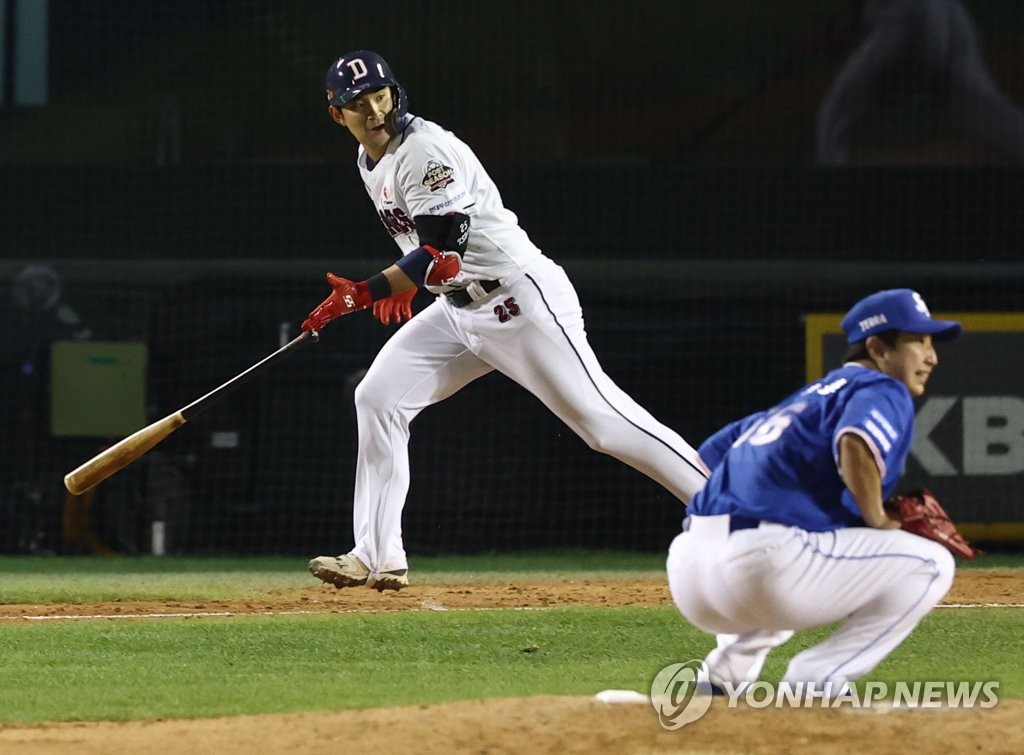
top-left (347, 254), bottom-right (708, 576)
top-left (667, 514), bottom-right (954, 691)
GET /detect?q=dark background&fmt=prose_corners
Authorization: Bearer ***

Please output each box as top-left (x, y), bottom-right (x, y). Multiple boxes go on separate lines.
top-left (1, 1), bottom-right (1022, 555)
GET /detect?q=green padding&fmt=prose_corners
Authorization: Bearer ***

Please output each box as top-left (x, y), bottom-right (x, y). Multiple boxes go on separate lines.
top-left (50, 341), bottom-right (147, 437)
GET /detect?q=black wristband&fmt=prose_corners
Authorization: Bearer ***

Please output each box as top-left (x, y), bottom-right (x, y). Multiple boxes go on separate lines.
top-left (365, 273), bottom-right (392, 301)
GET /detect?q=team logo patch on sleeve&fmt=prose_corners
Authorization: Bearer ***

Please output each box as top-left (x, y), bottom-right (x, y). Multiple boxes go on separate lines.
top-left (421, 160), bottom-right (456, 192)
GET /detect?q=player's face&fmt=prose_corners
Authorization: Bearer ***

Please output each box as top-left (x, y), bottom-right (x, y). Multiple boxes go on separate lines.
top-left (330, 87), bottom-right (395, 160)
top-left (876, 332), bottom-right (938, 397)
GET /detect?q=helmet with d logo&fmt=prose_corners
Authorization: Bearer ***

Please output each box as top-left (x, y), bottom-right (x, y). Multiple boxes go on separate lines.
top-left (324, 50), bottom-right (408, 119)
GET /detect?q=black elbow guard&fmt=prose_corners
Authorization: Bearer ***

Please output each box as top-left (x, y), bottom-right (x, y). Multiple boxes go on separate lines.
top-left (414, 213), bottom-right (471, 254)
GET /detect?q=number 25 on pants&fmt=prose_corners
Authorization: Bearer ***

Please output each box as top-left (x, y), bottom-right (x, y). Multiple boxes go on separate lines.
top-left (494, 297), bottom-right (521, 323)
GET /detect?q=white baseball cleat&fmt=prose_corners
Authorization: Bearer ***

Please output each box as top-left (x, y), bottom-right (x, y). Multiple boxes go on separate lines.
top-left (367, 569), bottom-right (409, 592)
top-left (307, 553), bottom-right (409, 591)
top-left (308, 553), bottom-right (370, 588)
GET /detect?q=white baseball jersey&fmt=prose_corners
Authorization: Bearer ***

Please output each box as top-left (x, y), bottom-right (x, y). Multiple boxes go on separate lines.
top-left (327, 115), bottom-right (708, 582)
top-left (357, 117), bottom-right (541, 280)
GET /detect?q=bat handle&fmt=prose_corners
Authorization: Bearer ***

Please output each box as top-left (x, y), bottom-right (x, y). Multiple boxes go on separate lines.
top-left (180, 330), bottom-right (318, 421)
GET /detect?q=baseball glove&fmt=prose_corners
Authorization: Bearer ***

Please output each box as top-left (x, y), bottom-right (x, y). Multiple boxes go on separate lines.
top-left (885, 488), bottom-right (977, 559)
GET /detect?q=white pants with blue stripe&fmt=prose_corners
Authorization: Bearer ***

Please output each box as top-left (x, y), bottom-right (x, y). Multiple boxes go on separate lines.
top-left (667, 514), bottom-right (954, 690)
top-left (345, 254), bottom-right (708, 578)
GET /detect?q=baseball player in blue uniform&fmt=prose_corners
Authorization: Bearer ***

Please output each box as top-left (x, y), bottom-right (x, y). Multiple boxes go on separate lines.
top-left (667, 289), bottom-right (961, 694)
top-left (302, 51), bottom-right (709, 591)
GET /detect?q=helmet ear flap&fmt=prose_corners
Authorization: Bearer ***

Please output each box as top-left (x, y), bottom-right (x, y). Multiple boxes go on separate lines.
top-left (392, 84), bottom-right (409, 117)
top-left (388, 84), bottom-right (412, 132)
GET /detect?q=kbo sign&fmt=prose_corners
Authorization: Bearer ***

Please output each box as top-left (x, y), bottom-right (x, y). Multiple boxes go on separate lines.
top-left (914, 396), bottom-right (1024, 476)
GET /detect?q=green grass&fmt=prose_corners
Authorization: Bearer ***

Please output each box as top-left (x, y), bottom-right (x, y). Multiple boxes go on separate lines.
top-left (0, 608), bottom-right (676, 721)
top-left (0, 551), bottom-right (1020, 722)
top-left (0, 608), bottom-right (1020, 723)
top-left (0, 550), bottom-right (673, 603)
top-left (0, 549), bottom-right (669, 575)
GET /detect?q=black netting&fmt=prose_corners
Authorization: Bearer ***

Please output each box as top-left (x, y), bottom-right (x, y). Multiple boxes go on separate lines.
top-left (2, 2), bottom-right (1022, 554)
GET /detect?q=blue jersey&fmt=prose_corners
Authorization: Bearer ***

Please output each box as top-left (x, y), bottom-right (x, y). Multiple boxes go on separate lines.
top-left (690, 364), bottom-right (915, 531)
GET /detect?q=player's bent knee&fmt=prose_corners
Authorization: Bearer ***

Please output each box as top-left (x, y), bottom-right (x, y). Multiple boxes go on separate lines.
top-left (352, 378), bottom-right (374, 411)
top-left (929, 544), bottom-right (956, 595)
top-left (575, 425), bottom-right (623, 456)
top-left (906, 539), bottom-right (955, 601)
top-left (353, 374), bottom-right (393, 416)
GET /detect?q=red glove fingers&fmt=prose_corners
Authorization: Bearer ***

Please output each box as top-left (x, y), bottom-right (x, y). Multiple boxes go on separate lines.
top-left (301, 273), bottom-right (372, 333)
top-left (372, 287), bottom-right (418, 325)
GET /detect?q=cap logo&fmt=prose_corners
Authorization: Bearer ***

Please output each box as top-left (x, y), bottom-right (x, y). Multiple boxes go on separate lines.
top-left (912, 291), bottom-right (930, 316)
top-left (345, 58), bottom-right (368, 81)
top-left (858, 314), bottom-right (887, 332)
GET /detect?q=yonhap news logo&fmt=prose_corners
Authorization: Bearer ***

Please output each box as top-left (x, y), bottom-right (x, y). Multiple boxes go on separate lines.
top-left (715, 679), bottom-right (1000, 710)
top-left (650, 660), bottom-right (999, 729)
top-left (649, 660), bottom-right (713, 729)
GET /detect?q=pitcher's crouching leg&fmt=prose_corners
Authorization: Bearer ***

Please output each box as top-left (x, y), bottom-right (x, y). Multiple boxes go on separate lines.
top-left (666, 530), bottom-right (722, 633)
top-left (916, 537), bottom-right (957, 606)
top-left (884, 531), bottom-right (957, 611)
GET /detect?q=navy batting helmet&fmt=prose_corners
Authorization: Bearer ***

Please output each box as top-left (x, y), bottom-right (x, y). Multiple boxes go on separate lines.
top-left (324, 50), bottom-right (408, 118)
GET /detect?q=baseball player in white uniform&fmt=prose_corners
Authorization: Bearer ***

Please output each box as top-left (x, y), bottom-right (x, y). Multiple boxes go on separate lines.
top-left (667, 289), bottom-right (960, 695)
top-left (302, 50), bottom-right (708, 591)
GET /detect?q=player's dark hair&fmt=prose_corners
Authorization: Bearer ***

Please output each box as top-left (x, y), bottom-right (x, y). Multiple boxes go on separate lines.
top-left (842, 329), bottom-right (900, 364)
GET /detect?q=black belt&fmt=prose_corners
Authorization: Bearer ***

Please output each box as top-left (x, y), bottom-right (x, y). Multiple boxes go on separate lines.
top-left (729, 515), bottom-right (761, 531)
top-left (444, 280), bottom-right (502, 308)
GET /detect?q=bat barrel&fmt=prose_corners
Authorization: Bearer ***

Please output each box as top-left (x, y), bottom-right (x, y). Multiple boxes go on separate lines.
top-left (63, 329), bottom-right (318, 495)
top-left (64, 412), bottom-right (187, 495)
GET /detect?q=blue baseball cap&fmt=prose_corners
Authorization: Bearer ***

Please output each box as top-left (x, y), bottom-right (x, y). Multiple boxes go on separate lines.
top-left (841, 289), bottom-right (962, 344)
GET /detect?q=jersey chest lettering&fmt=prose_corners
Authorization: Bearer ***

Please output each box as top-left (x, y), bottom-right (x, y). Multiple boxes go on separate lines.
top-left (378, 207), bottom-right (416, 237)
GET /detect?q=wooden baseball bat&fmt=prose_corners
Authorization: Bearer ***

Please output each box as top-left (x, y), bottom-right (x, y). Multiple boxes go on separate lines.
top-left (63, 330), bottom-right (318, 495)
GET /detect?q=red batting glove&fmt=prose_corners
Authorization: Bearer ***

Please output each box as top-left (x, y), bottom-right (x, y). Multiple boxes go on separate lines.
top-left (372, 287), bottom-right (418, 325)
top-left (301, 273), bottom-right (372, 333)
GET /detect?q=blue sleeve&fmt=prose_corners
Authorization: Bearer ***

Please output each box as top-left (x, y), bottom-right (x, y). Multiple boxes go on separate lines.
top-left (698, 411), bottom-right (766, 471)
top-left (833, 381), bottom-right (915, 511)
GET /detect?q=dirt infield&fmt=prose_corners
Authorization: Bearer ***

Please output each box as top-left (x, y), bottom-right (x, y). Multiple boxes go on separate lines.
top-left (1, 569), bottom-right (1021, 754)
top-left (0, 567), bottom-right (1019, 620)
